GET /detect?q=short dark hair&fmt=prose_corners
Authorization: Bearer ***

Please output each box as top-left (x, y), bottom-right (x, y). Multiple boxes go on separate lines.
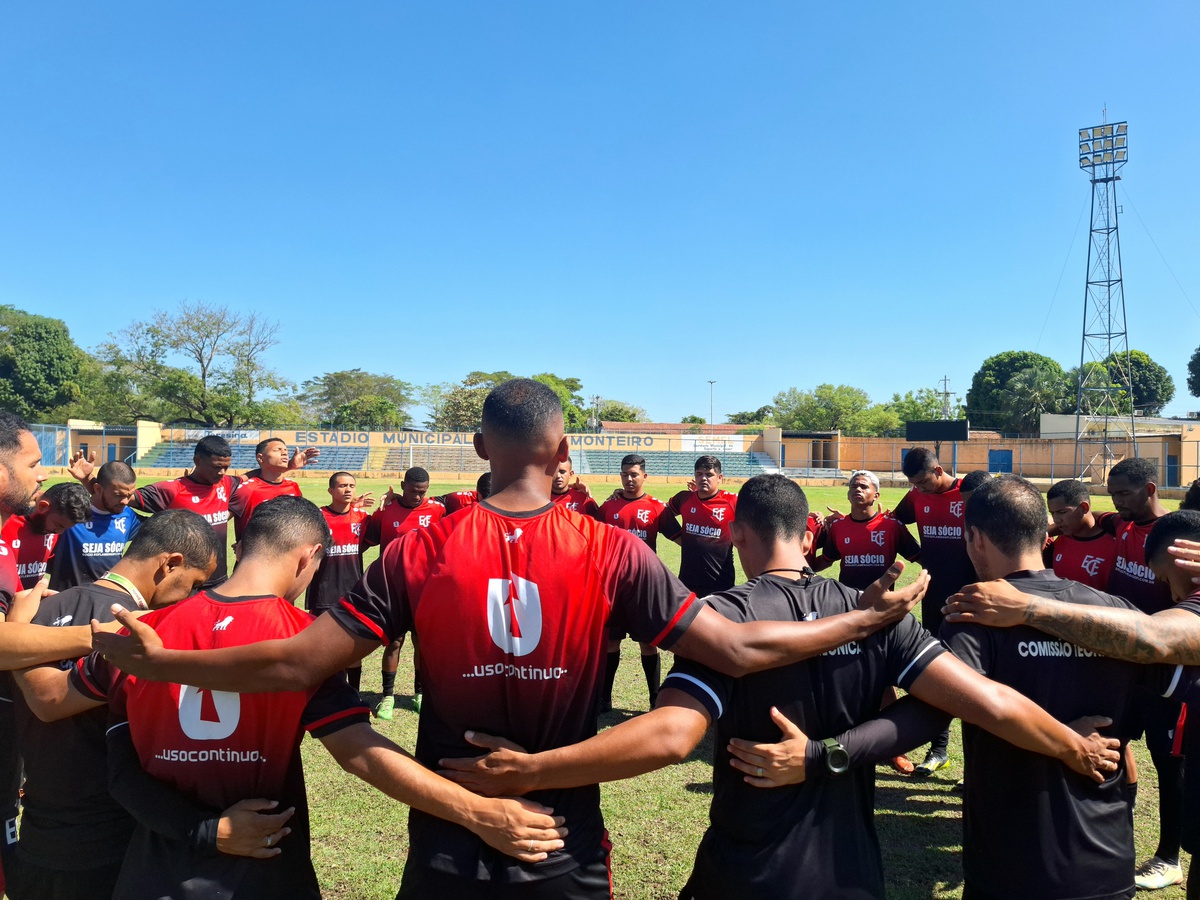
top-left (964, 474), bottom-right (1048, 556)
top-left (124, 509), bottom-right (221, 571)
top-left (476, 471), bottom-right (492, 499)
top-left (481, 379), bottom-right (563, 443)
top-left (194, 435), bottom-right (232, 460)
top-left (735, 475), bottom-right (808, 545)
top-left (901, 448), bottom-right (938, 478)
top-left (1181, 479), bottom-right (1200, 513)
top-left (1047, 479), bottom-right (1091, 506)
top-left (255, 437), bottom-right (286, 457)
top-left (0, 411), bottom-right (32, 459)
top-left (694, 455), bottom-right (722, 474)
top-left (1109, 457), bottom-right (1157, 488)
top-left (41, 482), bottom-right (90, 523)
top-left (404, 467), bottom-right (430, 485)
top-left (328, 471), bottom-right (355, 488)
top-left (239, 496), bottom-right (331, 559)
top-left (97, 460), bottom-right (136, 487)
top-left (959, 470), bottom-right (992, 495)
top-left (1146, 510), bottom-right (1200, 566)
top-left (621, 454), bottom-right (647, 472)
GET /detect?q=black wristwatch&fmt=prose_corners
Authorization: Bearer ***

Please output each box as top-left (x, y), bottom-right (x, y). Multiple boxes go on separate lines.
top-left (822, 737), bottom-right (850, 775)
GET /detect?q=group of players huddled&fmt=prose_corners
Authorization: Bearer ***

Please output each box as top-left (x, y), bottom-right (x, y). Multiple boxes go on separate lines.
top-left (3, 380), bottom-right (1200, 900)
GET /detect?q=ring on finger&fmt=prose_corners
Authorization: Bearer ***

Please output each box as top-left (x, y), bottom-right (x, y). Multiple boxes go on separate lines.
top-left (756, 767), bottom-right (764, 778)
top-left (265, 835), bottom-right (272, 848)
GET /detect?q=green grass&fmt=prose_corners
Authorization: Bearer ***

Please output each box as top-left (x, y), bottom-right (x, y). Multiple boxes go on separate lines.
top-left (44, 475), bottom-right (1189, 898)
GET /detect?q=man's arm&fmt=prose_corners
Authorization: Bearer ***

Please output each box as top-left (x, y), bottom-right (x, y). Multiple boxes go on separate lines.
top-left (92, 608), bottom-right (377, 693)
top-left (12, 665), bottom-right (104, 722)
top-left (319, 722), bottom-right (567, 863)
top-left (906, 652), bottom-right (1119, 781)
top-left (671, 564), bottom-right (930, 677)
top-left (943, 579), bottom-right (1200, 665)
top-left (437, 689), bottom-right (712, 797)
top-left (0, 620), bottom-right (110, 671)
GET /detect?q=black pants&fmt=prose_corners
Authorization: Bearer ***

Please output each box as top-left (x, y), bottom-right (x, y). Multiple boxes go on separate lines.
top-left (396, 849), bottom-right (612, 900)
top-left (7, 858), bottom-right (122, 900)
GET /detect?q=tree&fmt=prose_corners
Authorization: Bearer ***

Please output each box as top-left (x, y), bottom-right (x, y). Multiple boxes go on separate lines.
top-left (727, 406), bottom-right (774, 425)
top-left (966, 351), bottom-right (1065, 431)
top-left (0, 307), bottom-right (84, 419)
top-left (680, 414), bottom-right (706, 425)
top-left (1001, 366), bottom-right (1073, 435)
top-left (532, 373), bottom-right (586, 430)
top-left (1190, 345), bottom-right (1200, 399)
top-left (887, 389), bottom-right (964, 425)
top-left (301, 369), bottom-right (414, 426)
top-left (1065, 361), bottom-right (1129, 417)
top-left (772, 384), bottom-right (897, 436)
top-left (1106, 349), bottom-right (1174, 416)
top-left (428, 376), bottom-right (490, 431)
top-left (597, 400), bottom-right (648, 423)
top-left (332, 396), bottom-right (405, 429)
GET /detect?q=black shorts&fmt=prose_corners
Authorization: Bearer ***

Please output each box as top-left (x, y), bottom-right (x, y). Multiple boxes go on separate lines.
top-left (396, 846), bottom-right (612, 900)
top-left (7, 858), bottom-right (122, 900)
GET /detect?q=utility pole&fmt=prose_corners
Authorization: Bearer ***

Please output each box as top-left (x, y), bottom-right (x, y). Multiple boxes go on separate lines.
top-left (708, 381), bottom-right (716, 441)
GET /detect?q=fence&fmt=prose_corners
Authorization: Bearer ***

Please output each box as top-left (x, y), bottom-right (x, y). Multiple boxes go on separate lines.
top-left (31, 424), bottom-right (68, 467)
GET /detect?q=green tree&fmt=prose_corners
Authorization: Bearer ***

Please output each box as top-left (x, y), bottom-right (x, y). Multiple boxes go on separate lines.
top-left (726, 406), bottom-right (774, 425)
top-left (1001, 366), bottom-right (1073, 435)
top-left (680, 414), bottom-right (706, 425)
top-left (331, 396), bottom-right (404, 429)
top-left (301, 369), bottom-right (414, 426)
top-left (429, 376), bottom-right (490, 431)
top-left (887, 388), bottom-right (964, 424)
top-left (596, 400), bottom-right (648, 423)
top-left (1106, 349), bottom-right (1174, 416)
top-left (532, 373), bottom-right (587, 430)
top-left (966, 351), bottom-right (1065, 431)
top-left (1066, 361), bottom-right (1130, 417)
top-left (0, 307), bottom-right (84, 419)
top-left (772, 384), bottom-right (897, 436)
top-left (1190, 346), bottom-right (1200, 399)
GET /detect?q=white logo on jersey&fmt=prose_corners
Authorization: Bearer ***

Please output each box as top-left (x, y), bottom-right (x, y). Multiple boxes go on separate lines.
top-left (351, 522), bottom-right (362, 536)
top-left (712, 508), bottom-right (725, 522)
top-left (178, 685), bottom-right (241, 740)
top-left (636, 509), bottom-right (651, 524)
top-left (844, 537), bottom-right (851, 545)
top-left (505, 528), bottom-right (524, 544)
top-left (486, 575), bottom-right (543, 657)
top-left (949, 501), bottom-right (964, 518)
top-left (213, 615), bottom-right (234, 631)
top-left (191, 496), bottom-right (200, 504)
top-left (923, 506), bottom-right (930, 514)
top-left (114, 517), bottom-right (127, 534)
top-left (52, 615), bottom-right (73, 627)
top-left (871, 530), bottom-right (886, 547)
top-left (44, 535), bottom-right (53, 551)
top-left (216, 485), bottom-right (228, 503)
top-left (690, 507), bottom-right (697, 514)
top-left (8, 539), bottom-right (17, 550)
top-left (419, 515), bottom-right (432, 527)
top-left (1080, 555), bottom-right (1104, 577)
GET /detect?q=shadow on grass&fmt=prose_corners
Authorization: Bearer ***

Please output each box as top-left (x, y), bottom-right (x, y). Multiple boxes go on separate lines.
top-left (874, 775), bottom-right (965, 898)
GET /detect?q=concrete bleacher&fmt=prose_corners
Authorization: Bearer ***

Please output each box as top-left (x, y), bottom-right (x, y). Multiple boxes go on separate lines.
top-left (578, 449), bottom-right (770, 479)
top-left (379, 445), bottom-right (488, 474)
top-left (137, 442), bottom-right (369, 472)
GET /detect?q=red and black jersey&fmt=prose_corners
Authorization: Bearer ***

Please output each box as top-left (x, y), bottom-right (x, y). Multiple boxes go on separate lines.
top-left (1108, 516), bottom-right (1173, 614)
top-left (0, 538), bottom-right (17, 619)
top-left (551, 487), bottom-right (600, 518)
top-left (71, 590), bottom-right (369, 899)
top-left (330, 501), bottom-right (700, 884)
top-left (367, 497), bottom-right (445, 550)
top-left (0, 515), bottom-right (57, 590)
top-left (894, 482), bottom-right (976, 615)
top-left (596, 493), bottom-right (682, 552)
top-left (438, 490), bottom-right (480, 515)
top-left (668, 489), bottom-right (738, 596)
top-left (822, 512), bottom-right (922, 591)
top-left (1047, 529), bottom-right (1118, 592)
top-left (132, 475), bottom-right (239, 581)
top-left (227, 476), bottom-right (302, 542)
top-left (306, 507), bottom-right (372, 614)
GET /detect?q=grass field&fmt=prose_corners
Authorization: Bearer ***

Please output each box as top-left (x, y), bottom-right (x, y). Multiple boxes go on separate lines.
top-left (48, 474), bottom-right (1191, 898)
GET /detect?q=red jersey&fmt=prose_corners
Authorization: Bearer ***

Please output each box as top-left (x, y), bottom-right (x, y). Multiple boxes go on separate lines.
top-left (0, 515), bottom-right (57, 590)
top-left (1108, 517), bottom-right (1173, 614)
top-left (894, 481), bottom-right (976, 606)
top-left (1048, 530), bottom-right (1118, 592)
top-left (368, 497), bottom-right (446, 550)
top-left (669, 489), bottom-right (739, 596)
top-left (551, 487), bottom-right (599, 518)
top-left (439, 490), bottom-right (480, 515)
top-left (0, 537), bottom-right (18, 617)
top-left (330, 501), bottom-right (699, 884)
top-left (306, 506), bottom-right (372, 613)
top-left (133, 475), bottom-right (240, 581)
top-left (596, 493), bottom-right (682, 552)
top-left (227, 476), bottom-right (302, 541)
top-left (821, 512), bottom-right (922, 591)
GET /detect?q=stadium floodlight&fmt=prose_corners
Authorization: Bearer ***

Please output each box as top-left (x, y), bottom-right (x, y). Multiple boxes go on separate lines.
top-left (1079, 120), bottom-right (1127, 173)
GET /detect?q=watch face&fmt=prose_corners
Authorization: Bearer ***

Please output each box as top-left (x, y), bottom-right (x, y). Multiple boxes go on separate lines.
top-left (828, 747), bottom-right (851, 773)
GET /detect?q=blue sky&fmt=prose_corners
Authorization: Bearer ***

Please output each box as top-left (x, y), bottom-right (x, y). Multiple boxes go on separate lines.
top-left (2, 2), bottom-right (1198, 425)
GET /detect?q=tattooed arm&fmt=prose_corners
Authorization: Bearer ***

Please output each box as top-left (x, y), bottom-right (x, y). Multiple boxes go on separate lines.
top-left (944, 580), bottom-right (1200, 665)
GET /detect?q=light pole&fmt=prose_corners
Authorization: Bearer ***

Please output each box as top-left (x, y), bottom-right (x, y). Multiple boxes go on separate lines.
top-left (708, 380), bottom-right (716, 441)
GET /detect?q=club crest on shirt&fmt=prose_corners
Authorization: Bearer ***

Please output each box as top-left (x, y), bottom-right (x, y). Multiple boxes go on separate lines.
top-left (114, 518), bottom-right (127, 534)
top-left (871, 530), bottom-right (886, 547)
top-left (1080, 555), bottom-right (1104, 577)
top-left (486, 575), bottom-right (542, 657)
top-left (950, 501), bottom-right (964, 518)
top-left (351, 523), bottom-right (362, 537)
top-left (216, 485), bottom-right (228, 502)
top-left (637, 509), bottom-right (651, 524)
top-left (712, 509), bottom-right (725, 522)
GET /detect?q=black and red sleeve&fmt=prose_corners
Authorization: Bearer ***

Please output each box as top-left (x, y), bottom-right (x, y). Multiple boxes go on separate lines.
top-left (821, 521), bottom-right (842, 562)
top-left (69, 651), bottom-right (118, 704)
top-left (657, 505), bottom-right (683, 541)
top-left (131, 481), bottom-right (176, 515)
top-left (667, 490), bottom-right (690, 515)
top-left (892, 490), bottom-right (916, 525)
top-left (328, 540), bottom-right (412, 645)
top-left (894, 519), bottom-right (922, 562)
top-left (605, 531), bottom-right (700, 650)
top-left (303, 671), bottom-right (371, 738)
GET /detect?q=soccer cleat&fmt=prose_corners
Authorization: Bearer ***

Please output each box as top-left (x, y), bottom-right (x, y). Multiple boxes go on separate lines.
top-left (889, 755), bottom-right (915, 775)
top-left (373, 696), bottom-right (395, 721)
top-left (1133, 856), bottom-right (1183, 890)
top-left (912, 750), bottom-right (950, 778)
top-left (411, 692), bottom-right (422, 713)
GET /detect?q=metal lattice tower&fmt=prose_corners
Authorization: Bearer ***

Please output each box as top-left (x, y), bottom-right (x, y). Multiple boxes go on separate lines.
top-left (1074, 118), bottom-right (1135, 481)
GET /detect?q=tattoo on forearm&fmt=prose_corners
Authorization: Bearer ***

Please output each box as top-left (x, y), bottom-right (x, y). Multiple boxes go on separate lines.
top-left (1026, 600), bottom-right (1200, 665)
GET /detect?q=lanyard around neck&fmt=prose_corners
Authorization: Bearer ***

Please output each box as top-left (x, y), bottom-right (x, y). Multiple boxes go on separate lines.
top-left (98, 571), bottom-right (148, 610)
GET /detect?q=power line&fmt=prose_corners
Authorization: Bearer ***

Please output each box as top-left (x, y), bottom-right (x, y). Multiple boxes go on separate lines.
top-left (1035, 199), bottom-right (1089, 352)
top-left (1119, 184), bottom-right (1200, 323)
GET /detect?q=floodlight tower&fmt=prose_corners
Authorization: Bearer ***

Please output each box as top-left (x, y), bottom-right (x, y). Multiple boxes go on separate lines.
top-left (1074, 119), bottom-right (1135, 480)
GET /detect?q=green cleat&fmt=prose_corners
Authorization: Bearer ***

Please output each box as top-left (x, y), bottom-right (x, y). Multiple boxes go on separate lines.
top-left (411, 692), bottom-right (423, 714)
top-left (373, 696), bottom-right (395, 721)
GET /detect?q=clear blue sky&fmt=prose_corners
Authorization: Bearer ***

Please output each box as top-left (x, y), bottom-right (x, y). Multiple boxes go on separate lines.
top-left (3, 2), bottom-right (1198, 424)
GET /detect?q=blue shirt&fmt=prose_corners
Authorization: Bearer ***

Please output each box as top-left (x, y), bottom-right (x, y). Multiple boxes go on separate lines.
top-left (48, 507), bottom-right (141, 591)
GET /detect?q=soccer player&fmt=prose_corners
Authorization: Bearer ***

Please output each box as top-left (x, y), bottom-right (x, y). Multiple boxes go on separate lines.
top-left (47, 460), bottom-right (142, 591)
top-left (227, 437), bottom-right (318, 541)
top-left (551, 457), bottom-right (599, 516)
top-left (8, 509), bottom-right (218, 900)
top-left (438, 475), bottom-right (1121, 900)
top-left (1181, 480), bottom-right (1200, 512)
top-left (893, 447), bottom-right (976, 776)
top-left (596, 454), bottom-right (683, 712)
top-left (437, 472), bottom-right (492, 514)
top-left (1, 482), bottom-right (89, 590)
top-left (1045, 479), bottom-right (1119, 591)
top-left (94, 379), bottom-right (940, 900)
top-left (667, 455), bottom-right (739, 597)
top-left (308, 472), bottom-right (373, 692)
top-left (368, 466), bottom-right (445, 718)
